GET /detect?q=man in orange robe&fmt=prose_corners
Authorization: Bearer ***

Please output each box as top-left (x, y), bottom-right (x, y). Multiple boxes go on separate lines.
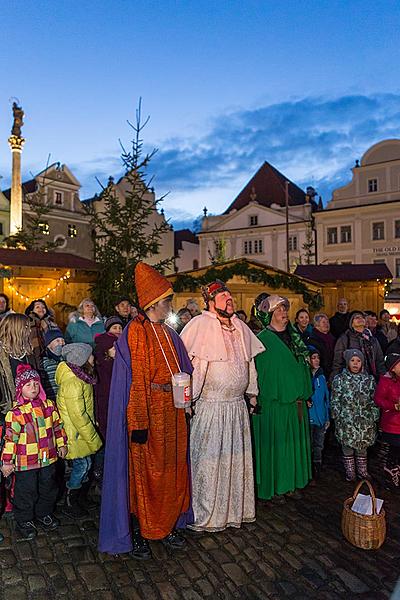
top-left (127, 262), bottom-right (191, 559)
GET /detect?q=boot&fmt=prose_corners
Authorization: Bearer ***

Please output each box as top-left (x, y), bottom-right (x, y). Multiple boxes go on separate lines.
top-left (62, 488), bottom-right (88, 519)
top-left (343, 456), bottom-right (356, 482)
top-left (356, 456), bottom-right (371, 480)
top-left (131, 530), bottom-right (152, 560)
top-left (79, 481), bottom-right (99, 510)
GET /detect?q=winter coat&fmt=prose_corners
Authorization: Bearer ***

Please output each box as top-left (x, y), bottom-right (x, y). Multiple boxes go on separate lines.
top-left (55, 362), bottom-right (102, 459)
top-left (374, 373), bottom-right (400, 435)
top-left (386, 337), bottom-right (400, 356)
top-left (27, 312), bottom-right (59, 371)
top-left (41, 354), bottom-right (64, 402)
top-left (294, 323), bottom-right (313, 345)
top-left (308, 368), bottom-right (330, 427)
top-left (331, 369), bottom-right (379, 450)
top-left (309, 328), bottom-right (336, 379)
top-left (330, 328), bottom-right (385, 382)
top-left (65, 317), bottom-right (105, 348)
top-left (94, 331), bottom-right (118, 440)
top-left (329, 312), bottom-right (350, 339)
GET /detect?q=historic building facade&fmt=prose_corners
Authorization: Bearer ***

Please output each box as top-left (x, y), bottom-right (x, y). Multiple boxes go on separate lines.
top-left (198, 162), bottom-right (319, 272)
top-left (314, 139), bottom-right (400, 286)
top-left (2, 163), bottom-right (93, 259)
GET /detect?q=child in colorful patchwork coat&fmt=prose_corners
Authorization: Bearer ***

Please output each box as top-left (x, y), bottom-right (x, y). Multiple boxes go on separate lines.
top-left (331, 349), bottom-right (380, 482)
top-left (0, 364), bottom-right (68, 539)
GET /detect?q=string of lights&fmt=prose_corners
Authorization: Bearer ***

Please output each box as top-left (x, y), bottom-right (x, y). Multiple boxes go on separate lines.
top-left (6, 270), bottom-right (71, 302)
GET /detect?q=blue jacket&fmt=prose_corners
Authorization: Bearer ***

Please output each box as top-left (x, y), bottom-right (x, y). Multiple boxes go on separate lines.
top-left (308, 367), bottom-right (330, 427)
top-left (65, 317), bottom-right (105, 348)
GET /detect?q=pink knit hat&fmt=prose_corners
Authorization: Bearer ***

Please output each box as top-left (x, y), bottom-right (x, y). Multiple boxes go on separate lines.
top-left (15, 364), bottom-right (45, 403)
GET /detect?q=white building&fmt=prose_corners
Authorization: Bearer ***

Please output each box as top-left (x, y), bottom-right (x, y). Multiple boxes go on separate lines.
top-left (198, 162), bottom-right (319, 271)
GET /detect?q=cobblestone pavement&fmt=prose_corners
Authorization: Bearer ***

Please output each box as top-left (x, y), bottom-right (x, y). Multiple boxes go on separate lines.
top-left (0, 446), bottom-right (399, 600)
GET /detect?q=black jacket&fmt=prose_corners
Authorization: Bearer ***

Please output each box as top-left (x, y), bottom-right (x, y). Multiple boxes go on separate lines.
top-left (329, 312), bottom-right (350, 339)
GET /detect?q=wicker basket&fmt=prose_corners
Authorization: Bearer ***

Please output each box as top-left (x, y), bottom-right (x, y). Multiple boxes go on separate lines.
top-left (342, 479), bottom-right (386, 550)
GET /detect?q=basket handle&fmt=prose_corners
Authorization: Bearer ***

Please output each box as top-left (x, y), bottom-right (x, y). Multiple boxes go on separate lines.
top-left (351, 479), bottom-right (378, 515)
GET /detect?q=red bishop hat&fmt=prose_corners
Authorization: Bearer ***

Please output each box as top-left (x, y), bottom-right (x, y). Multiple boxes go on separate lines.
top-left (134, 262), bottom-right (173, 311)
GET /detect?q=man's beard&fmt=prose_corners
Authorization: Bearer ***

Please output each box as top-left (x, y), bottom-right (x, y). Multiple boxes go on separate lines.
top-left (216, 302), bottom-right (234, 319)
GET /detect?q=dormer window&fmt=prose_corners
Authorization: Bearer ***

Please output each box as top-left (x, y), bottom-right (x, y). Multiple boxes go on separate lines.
top-left (249, 215), bottom-right (258, 227)
top-left (54, 191), bottom-right (64, 206)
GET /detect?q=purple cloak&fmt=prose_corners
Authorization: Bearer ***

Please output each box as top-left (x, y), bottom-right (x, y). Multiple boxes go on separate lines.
top-left (98, 323), bottom-right (193, 554)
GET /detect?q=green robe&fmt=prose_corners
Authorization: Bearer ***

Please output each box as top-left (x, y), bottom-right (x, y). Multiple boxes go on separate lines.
top-left (253, 328), bottom-right (312, 499)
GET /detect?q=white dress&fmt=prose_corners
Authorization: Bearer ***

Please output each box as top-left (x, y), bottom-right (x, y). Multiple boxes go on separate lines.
top-left (188, 326), bottom-right (257, 532)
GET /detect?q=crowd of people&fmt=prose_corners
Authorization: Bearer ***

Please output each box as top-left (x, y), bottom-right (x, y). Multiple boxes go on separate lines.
top-left (0, 275), bottom-right (399, 561)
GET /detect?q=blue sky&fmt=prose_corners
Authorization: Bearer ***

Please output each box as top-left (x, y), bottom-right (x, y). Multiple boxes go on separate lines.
top-left (1, 1), bottom-right (400, 228)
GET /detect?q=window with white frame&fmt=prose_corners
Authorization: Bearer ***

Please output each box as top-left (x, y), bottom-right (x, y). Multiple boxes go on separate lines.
top-left (327, 227), bottom-right (338, 245)
top-left (372, 222), bottom-right (385, 241)
top-left (54, 190), bottom-right (64, 206)
top-left (249, 215), bottom-right (258, 226)
top-left (368, 178), bottom-right (378, 193)
top-left (395, 220), bottom-right (400, 238)
top-left (288, 235), bottom-right (298, 251)
top-left (340, 225), bottom-right (352, 243)
top-left (254, 239), bottom-right (263, 254)
top-left (244, 240), bottom-right (253, 254)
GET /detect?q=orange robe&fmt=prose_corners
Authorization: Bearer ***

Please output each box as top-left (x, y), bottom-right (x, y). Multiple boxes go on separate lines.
top-left (126, 317), bottom-right (190, 539)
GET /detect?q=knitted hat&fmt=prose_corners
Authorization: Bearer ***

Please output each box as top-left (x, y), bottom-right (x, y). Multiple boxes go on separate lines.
top-left (135, 262), bottom-right (173, 311)
top-left (62, 343), bottom-right (92, 367)
top-left (349, 310), bottom-right (365, 328)
top-left (105, 316), bottom-right (123, 331)
top-left (201, 280), bottom-right (230, 303)
top-left (344, 348), bottom-right (364, 366)
top-left (15, 364), bottom-right (41, 397)
top-left (44, 328), bottom-right (64, 347)
top-left (308, 345), bottom-right (320, 357)
top-left (385, 353), bottom-right (400, 372)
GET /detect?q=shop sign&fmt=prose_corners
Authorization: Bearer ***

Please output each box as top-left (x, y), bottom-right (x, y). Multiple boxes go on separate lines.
top-left (373, 246), bottom-right (400, 256)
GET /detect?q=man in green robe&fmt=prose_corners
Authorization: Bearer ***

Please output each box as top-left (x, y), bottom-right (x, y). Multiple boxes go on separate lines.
top-left (253, 295), bottom-right (312, 502)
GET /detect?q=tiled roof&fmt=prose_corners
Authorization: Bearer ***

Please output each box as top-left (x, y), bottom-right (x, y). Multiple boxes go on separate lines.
top-left (2, 178), bottom-right (37, 201)
top-left (174, 229), bottom-right (199, 254)
top-left (223, 162), bottom-right (314, 214)
top-left (0, 248), bottom-right (97, 270)
top-left (295, 264), bottom-right (392, 282)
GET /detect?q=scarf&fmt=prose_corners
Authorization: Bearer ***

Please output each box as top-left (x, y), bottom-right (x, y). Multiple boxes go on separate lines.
top-left (67, 362), bottom-right (97, 385)
top-left (257, 309), bottom-right (309, 363)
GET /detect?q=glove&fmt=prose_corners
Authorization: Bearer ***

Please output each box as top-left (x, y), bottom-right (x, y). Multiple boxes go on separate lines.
top-left (131, 429), bottom-right (148, 444)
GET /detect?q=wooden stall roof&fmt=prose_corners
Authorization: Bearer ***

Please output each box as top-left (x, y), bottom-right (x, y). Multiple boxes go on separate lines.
top-left (0, 248), bottom-right (97, 270)
top-left (295, 264), bottom-right (392, 283)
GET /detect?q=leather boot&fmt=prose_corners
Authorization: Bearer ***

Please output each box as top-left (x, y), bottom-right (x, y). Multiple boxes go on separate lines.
top-left (343, 456), bottom-right (356, 482)
top-left (131, 529), bottom-right (152, 560)
top-left (62, 488), bottom-right (88, 519)
top-left (355, 456), bottom-right (371, 480)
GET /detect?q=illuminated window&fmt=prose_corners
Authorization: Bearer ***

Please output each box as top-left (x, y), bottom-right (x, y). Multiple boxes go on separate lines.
top-left (68, 224), bottom-right (77, 238)
top-left (39, 221), bottom-right (50, 235)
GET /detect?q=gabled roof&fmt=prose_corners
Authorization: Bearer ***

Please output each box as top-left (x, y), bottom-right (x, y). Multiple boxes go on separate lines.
top-left (3, 163), bottom-right (81, 201)
top-left (223, 162), bottom-right (313, 214)
top-left (0, 248), bottom-right (97, 270)
top-left (295, 264), bottom-right (392, 282)
top-left (174, 229), bottom-right (199, 254)
top-left (3, 178), bottom-right (37, 200)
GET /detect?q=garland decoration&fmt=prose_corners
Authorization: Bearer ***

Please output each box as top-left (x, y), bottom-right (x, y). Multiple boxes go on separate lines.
top-left (173, 260), bottom-right (323, 310)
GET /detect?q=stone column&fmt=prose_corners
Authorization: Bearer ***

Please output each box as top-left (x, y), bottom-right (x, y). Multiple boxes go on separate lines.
top-left (8, 134), bottom-right (25, 235)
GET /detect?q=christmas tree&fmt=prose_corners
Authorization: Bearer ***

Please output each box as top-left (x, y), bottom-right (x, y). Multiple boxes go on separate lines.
top-left (86, 101), bottom-right (173, 314)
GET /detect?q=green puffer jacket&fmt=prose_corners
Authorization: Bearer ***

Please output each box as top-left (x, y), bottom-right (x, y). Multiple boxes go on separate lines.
top-left (331, 369), bottom-right (380, 451)
top-left (55, 362), bottom-right (102, 459)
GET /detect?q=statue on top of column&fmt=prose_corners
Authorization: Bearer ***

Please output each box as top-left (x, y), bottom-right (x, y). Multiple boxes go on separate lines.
top-left (11, 102), bottom-right (24, 137)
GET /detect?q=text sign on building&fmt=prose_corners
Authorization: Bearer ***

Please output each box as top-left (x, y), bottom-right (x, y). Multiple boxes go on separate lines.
top-left (373, 247), bottom-right (400, 256)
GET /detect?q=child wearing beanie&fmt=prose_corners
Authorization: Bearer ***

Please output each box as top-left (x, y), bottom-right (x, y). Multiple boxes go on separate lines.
top-left (307, 348), bottom-right (330, 481)
top-left (55, 343), bottom-right (102, 518)
top-left (331, 349), bottom-right (380, 482)
top-left (41, 328), bottom-right (65, 401)
top-left (0, 364), bottom-right (67, 539)
top-left (374, 353), bottom-right (400, 491)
